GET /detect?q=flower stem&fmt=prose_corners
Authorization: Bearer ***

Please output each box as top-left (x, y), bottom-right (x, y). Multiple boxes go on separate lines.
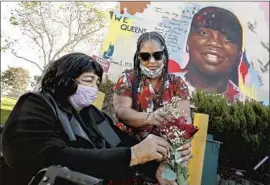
top-left (176, 163), bottom-right (189, 185)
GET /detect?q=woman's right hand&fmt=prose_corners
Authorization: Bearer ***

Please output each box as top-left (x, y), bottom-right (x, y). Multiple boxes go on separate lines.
top-left (146, 108), bottom-right (176, 126)
top-left (130, 134), bottom-right (172, 166)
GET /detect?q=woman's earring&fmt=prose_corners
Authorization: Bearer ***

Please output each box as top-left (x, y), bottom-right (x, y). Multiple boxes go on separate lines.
top-left (186, 45), bottom-right (189, 53)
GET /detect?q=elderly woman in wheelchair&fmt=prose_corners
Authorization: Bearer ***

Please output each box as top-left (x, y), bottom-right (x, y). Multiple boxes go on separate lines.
top-left (1, 53), bottom-right (191, 185)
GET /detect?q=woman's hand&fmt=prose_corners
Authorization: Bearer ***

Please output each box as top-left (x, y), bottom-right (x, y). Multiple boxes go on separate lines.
top-left (130, 134), bottom-right (172, 166)
top-left (146, 108), bottom-right (176, 126)
top-left (174, 143), bottom-right (192, 165)
top-left (156, 162), bottom-right (177, 185)
top-left (156, 143), bottom-right (192, 185)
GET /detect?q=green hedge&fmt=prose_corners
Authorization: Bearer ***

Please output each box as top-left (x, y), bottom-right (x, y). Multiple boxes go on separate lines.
top-left (191, 90), bottom-right (269, 177)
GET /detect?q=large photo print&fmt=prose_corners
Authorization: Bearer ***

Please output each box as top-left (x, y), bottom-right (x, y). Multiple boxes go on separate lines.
top-left (99, 2), bottom-right (269, 104)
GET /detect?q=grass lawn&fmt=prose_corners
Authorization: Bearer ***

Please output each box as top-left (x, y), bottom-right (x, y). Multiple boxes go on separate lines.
top-left (1, 97), bottom-right (17, 125)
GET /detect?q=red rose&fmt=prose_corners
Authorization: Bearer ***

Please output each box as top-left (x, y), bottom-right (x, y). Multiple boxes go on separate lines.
top-left (174, 117), bottom-right (187, 128)
top-left (168, 118), bottom-right (199, 139)
top-left (182, 124), bottom-right (199, 139)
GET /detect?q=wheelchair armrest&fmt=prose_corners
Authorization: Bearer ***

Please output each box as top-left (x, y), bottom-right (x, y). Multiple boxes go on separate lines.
top-left (29, 165), bottom-right (103, 185)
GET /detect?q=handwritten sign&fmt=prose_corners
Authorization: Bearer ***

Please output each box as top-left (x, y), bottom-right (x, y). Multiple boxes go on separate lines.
top-left (153, 6), bottom-right (198, 56)
top-left (92, 55), bottom-right (111, 73)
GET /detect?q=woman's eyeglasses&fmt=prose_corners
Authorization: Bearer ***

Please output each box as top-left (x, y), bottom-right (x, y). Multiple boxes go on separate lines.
top-left (139, 51), bottom-right (164, 62)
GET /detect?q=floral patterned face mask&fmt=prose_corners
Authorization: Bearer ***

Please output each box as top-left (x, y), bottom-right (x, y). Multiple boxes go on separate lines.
top-left (140, 62), bottom-right (164, 79)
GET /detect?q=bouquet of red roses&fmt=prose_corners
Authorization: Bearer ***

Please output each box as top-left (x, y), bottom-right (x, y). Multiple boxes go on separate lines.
top-left (153, 96), bottom-right (199, 185)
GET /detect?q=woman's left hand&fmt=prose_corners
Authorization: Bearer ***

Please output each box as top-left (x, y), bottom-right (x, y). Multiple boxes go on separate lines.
top-left (156, 162), bottom-right (177, 185)
top-left (156, 143), bottom-right (192, 185)
top-left (174, 143), bottom-right (192, 164)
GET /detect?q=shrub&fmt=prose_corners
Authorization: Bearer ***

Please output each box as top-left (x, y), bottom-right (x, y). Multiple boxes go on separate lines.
top-left (191, 90), bottom-right (269, 176)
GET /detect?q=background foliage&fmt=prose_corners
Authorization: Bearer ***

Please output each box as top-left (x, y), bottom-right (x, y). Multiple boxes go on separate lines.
top-left (191, 90), bottom-right (269, 178)
top-left (1, 67), bottom-right (30, 91)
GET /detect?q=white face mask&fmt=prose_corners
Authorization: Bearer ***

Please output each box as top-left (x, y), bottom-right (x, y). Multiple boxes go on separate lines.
top-left (68, 84), bottom-right (98, 110)
top-left (140, 63), bottom-right (164, 79)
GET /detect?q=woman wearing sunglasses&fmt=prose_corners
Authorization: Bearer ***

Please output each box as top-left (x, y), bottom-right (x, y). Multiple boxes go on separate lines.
top-left (112, 32), bottom-right (192, 185)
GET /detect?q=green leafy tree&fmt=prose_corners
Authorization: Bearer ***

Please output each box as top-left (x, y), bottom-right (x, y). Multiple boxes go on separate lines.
top-left (2, 2), bottom-right (109, 72)
top-left (1, 67), bottom-right (30, 91)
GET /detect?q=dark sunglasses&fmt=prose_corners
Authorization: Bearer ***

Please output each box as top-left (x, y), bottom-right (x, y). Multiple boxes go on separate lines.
top-left (139, 51), bottom-right (164, 62)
